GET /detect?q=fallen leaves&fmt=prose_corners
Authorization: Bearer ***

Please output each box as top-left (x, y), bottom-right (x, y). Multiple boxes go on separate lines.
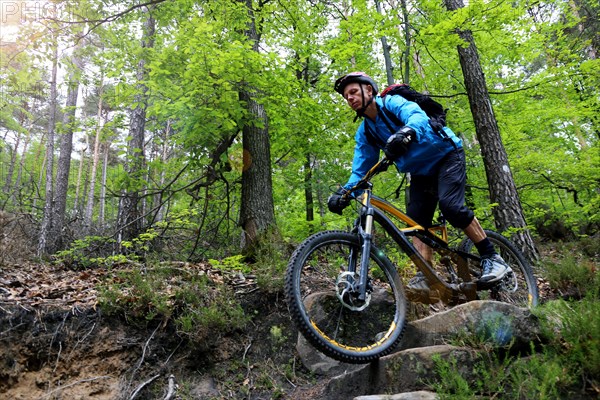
top-left (0, 261), bottom-right (259, 311)
top-left (0, 263), bottom-right (104, 309)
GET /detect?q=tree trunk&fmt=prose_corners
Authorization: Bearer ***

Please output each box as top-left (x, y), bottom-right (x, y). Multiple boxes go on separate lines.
top-left (304, 154), bottom-right (314, 223)
top-left (444, 0), bottom-right (539, 262)
top-left (239, 89), bottom-right (275, 248)
top-left (238, 0), bottom-right (276, 250)
top-left (117, 9), bottom-right (155, 245)
top-left (375, 0), bottom-right (394, 86)
top-left (99, 142), bottom-right (109, 226)
top-left (156, 121), bottom-right (171, 222)
top-left (37, 37), bottom-right (59, 256)
top-left (73, 142), bottom-right (87, 213)
top-left (13, 128), bottom-right (31, 205)
top-left (399, 0), bottom-right (411, 84)
top-left (3, 131), bottom-right (20, 198)
top-left (84, 85), bottom-right (105, 230)
top-left (52, 46), bottom-right (83, 252)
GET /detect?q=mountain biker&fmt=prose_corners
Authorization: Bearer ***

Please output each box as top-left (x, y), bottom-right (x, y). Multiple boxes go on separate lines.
top-left (327, 71), bottom-right (511, 289)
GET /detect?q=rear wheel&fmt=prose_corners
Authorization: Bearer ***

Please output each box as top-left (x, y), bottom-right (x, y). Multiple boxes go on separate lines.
top-left (285, 230), bottom-right (407, 363)
top-left (459, 230), bottom-right (539, 308)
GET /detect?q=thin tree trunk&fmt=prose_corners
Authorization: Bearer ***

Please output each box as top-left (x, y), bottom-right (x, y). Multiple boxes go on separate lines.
top-left (444, 0), bottom-right (539, 262)
top-left (38, 37), bottom-right (59, 256)
top-left (294, 58), bottom-right (315, 226)
top-left (12, 129), bottom-right (31, 205)
top-left (156, 120), bottom-right (171, 222)
top-left (99, 142), bottom-right (109, 225)
top-left (73, 142), bottom-right (87, 213)
top-left (84, 86), bottom-right (105, 230)
top-left (399, 0), bottom-right (411, 84)
top-left (304, 154), bottom-right (314, 223)
top-left (375, 0), bottom-right (394, 86)
top-left (32, 133), bottom-right (47, 212)
top-left (3, 128), bottom-right (21, 198)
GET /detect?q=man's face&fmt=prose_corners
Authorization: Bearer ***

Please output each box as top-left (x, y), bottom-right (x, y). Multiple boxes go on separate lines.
top-left (343, 83), bottom-right (372, 111)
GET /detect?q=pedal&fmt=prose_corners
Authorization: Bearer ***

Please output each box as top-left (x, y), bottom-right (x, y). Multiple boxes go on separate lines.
top-left (460, 282), bottom-right (477, 292)
top-left (476, 280), bottom-right (499, 291)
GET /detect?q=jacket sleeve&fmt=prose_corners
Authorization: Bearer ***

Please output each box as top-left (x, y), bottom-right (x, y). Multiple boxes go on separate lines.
top-left (343, 123), bottom-right (380, 190)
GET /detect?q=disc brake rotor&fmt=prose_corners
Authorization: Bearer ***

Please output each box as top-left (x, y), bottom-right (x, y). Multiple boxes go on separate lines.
top-left (335, 271), bottom-right (371, 311)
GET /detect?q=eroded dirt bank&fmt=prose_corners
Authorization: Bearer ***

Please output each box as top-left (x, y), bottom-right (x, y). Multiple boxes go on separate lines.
top-left (0, 263), bottom-right (315, 399)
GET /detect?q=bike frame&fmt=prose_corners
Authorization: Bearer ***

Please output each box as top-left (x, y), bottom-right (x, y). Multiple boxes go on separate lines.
top-left (346, 159), bottom-right (478, 304)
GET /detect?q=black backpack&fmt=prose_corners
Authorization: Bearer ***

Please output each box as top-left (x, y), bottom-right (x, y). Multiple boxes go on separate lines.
top-left (379, 83), bottom-right (447, 134)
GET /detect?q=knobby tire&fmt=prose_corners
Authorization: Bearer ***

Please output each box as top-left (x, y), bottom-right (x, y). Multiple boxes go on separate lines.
top-left (285, 230), bottom-right (407, 364)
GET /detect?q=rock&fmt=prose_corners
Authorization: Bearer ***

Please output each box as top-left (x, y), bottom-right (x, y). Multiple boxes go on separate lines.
top-left (397, 300), bottom-right (541, 351)
top-left (354, 391), bottom-right (439, 400)
top-left (318, 345), bottom-right (478, 399)
top-left (189, 376), bottom-right (219, 398)
top-left (296, 334), bottom-right (361, 376)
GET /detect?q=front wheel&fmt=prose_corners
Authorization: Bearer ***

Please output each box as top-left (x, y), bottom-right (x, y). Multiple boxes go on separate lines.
top-left (459, 230), bottom-right (539, 308)
top-left (285, 230), bottom-right (407, 364)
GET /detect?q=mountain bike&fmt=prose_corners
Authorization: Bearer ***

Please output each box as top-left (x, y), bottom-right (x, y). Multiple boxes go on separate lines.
top-left (284, 158), bottom-right (539, 364)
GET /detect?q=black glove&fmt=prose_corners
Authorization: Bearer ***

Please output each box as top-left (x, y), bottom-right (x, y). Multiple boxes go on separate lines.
top-left (327, 187), bottom-right (351, 215)
top-left (383, 126), bottom-right (416, 160)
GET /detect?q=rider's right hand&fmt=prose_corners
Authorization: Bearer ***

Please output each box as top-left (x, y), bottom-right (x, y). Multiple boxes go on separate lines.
top-left (384, 126), bottom-right (416, 160)
top-left (327, 187), bottom-right (351, 215)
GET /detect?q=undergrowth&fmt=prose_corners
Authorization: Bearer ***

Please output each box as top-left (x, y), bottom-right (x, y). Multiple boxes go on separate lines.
top-left (95, 229), bottom-right (291, 351)
top-left (98, 265), bottom-right (249, 348)
top-left (431, 240), bottom-right (600, 399)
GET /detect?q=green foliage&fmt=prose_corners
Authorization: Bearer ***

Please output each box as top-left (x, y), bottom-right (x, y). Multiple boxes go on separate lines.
top-left (55, 229), bottom-right (160, 268)
top-left (431, 349), bottom-right (569, 399)
top-left (54, 236), bottom-right (120, 268)
top-left (430, 354), bottom-right (476, 398)
top-left (541, 252), bottom-right (599, 297)
top-left (251, 229), bottom-right (291, 293)
top-left (209, 254), bottom-right (250, 273)
top-left (536, 296), bottom-right (600, 388)
top-left (269, 325), bottom-right (288, 349)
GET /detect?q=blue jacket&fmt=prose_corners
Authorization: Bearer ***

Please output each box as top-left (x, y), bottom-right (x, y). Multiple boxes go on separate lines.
top-left (344, 95), bottom-right (462, 189)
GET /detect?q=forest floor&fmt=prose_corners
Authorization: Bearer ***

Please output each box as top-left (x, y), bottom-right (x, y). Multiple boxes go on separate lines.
top-left (0, 244), bottom-right (578, 400)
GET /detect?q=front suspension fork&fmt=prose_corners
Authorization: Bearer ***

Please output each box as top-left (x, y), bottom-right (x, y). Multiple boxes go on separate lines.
top-left (355, 203), bottom-right (375, 301)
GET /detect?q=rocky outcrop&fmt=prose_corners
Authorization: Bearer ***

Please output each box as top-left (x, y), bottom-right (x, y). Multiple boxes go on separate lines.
top-left (354, 392), bottom-right (439, 400)
top-left (397, 300), bottom-right (541, 351)
top-left (296, 300), bottom-right (542, 399)
top-left (320, 345), bottom-right (477, 400)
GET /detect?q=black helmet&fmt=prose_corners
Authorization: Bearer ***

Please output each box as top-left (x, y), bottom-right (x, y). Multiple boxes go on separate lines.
top-left (334, 72), bottom-right (378, 96)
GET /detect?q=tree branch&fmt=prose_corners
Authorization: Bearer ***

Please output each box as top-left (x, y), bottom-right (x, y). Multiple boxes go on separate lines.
top-left (541, 173), bottom-right (583, 207)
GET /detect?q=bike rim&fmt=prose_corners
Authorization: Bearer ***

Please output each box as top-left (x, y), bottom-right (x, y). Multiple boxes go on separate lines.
top-left (294, 238), bottom-right (403, 357)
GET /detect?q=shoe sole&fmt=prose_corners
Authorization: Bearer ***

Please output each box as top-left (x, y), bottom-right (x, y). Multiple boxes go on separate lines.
top-left (478, 267), bottom-right (512, 283)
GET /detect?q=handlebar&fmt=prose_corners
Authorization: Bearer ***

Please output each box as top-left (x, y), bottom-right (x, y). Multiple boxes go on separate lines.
top-left (341, 158), bottom-right (393, 200)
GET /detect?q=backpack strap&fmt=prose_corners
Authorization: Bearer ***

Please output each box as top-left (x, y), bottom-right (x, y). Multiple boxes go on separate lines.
top-left (383, 95), bottom-right (453, 143)
top-left (363, 121), bottom-right (385, 148)
top-left (380, 98), bottom-right (403, 128)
